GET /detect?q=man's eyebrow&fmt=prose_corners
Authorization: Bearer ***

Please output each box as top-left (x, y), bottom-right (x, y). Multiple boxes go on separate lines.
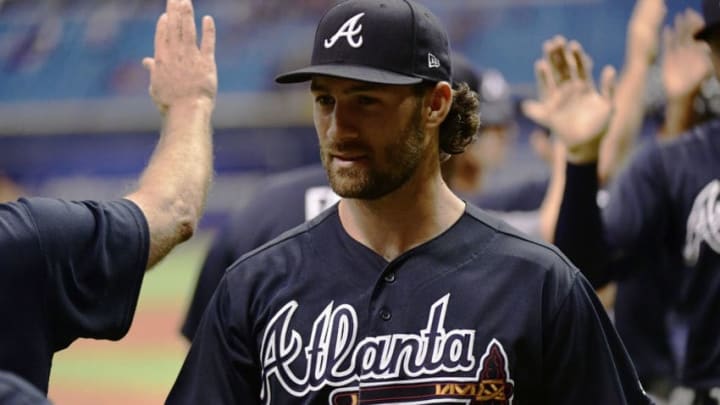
top-left (310, 82), bottom-right (327, 93)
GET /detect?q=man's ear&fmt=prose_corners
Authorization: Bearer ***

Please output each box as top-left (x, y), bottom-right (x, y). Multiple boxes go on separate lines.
top-left (426, 81), bottom-right (452, 128)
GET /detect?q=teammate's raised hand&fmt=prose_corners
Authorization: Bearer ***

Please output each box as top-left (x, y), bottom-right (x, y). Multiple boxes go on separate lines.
top-left (522, 36), bottom-right (616, 164)
top-left (662, 8), bottom-right (712, 102)
top-left (143, 0), bottom-right (217, 114)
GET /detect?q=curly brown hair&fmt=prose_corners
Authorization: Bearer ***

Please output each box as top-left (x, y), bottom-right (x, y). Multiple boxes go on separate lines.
top-left (439, 82), bottom-right (481, 155)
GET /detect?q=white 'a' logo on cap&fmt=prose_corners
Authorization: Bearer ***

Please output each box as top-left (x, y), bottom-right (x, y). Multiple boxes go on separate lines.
top-left (324, 12), bottom-right (365, 49)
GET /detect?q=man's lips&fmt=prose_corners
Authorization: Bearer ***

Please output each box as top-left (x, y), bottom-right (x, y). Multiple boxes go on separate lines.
top-left (332, 154), bottom-right (366, 161)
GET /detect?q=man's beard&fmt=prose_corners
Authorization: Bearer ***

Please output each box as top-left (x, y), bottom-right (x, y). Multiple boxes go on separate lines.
top-left (320, 102), bottom-right (426, 200)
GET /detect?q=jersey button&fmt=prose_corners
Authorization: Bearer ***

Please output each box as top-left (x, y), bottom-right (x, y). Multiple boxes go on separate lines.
top-left (383, 272), bottom-right (396, 283)
top-left (380, 308), bottom-right (392, 321)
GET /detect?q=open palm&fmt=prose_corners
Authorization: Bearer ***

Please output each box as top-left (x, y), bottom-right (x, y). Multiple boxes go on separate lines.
top-left (523, 37), bottom-right (615, 163)
top-left (662, 9), bottom-right (712, 100)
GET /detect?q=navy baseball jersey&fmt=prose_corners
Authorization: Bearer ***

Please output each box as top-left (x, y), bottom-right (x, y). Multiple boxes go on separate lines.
top-left (0, 198), bottom-right (149, 392)
top-left (182, 165), bottom-right (549, 341)
top-left (555, 118), bottom-right (720, 390)
top-left (613, 257), bottom-right (676, 390)
top-left (182, 164), bottom-right (336, 340)
top-left (168, 204), bottom-right (650, 404)
top-left (472, 177), bottom-right (549, 212)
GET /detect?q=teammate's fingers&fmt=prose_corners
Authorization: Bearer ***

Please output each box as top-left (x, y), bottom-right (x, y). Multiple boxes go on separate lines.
top-left (534, 59), bottom-right (551, 100)
top-left (154, 13), bottom-right (169, 60)
top-left (546, 35), bottom-right (571, 85)
top-left (200, 16), bottom-right (216, 60)
top-left (566, 40), bottom-right (583, 82)
top-left (521, 99), bottom-right (549, 127)
top-left (599, 65), bottom-right (616, 102)
top-left (675, 11), bottom-right (688, 44)
top-left (662, 25), bottom-right (673, 53)
top-left (166, 0), bottom-right (181, 46)
top-left (178, 0), bottom-right (197, 46)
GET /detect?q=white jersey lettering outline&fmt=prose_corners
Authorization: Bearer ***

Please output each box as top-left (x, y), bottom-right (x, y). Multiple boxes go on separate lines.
top-left (259, 294), bottom-right (480, 402)
top-left (684, 179), bottom-right (720, 266)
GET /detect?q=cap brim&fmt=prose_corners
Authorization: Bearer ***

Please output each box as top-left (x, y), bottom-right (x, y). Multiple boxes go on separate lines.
top-left (275, 64), bottom-right (423, 85)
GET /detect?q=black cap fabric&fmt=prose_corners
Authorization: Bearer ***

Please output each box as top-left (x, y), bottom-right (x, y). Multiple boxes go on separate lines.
top-left (695, 0), bottom-right (720, 40)
top-left (451, 53), bottom-right (480, 93)
top-left (275, 0), bottom-right (451, 85)
top-left (451, 54), bottom-right (514, 126)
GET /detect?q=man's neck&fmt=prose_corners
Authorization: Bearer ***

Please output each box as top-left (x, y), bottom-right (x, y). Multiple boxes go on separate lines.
top-left (338, 169), bottom-right (465, 262)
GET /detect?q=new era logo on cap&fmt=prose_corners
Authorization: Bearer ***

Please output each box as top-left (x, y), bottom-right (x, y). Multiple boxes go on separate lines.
top-left (275, 0), bottom-right (452, 85)
top-left (428, 53), bottom-right (440, 69)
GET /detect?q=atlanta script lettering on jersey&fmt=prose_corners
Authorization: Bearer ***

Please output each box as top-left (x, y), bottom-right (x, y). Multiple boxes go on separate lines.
top-left (259, 294), bottom-right (514, 404)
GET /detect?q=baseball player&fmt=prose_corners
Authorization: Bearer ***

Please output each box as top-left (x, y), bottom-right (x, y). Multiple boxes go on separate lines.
top-left (0, 0), bottom-right (216, 394)
top-left (610, 6), bottom-right (713, 401)
top-left (166, 0), bottom-right (651, 404)
top-left (181, 55), bottom-right (533, 342)
top-left (523, 2), bottom-right (720, 400)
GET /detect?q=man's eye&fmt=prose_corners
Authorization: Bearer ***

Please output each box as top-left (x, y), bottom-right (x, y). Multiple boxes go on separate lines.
top-left (315, 95), bottom-right (334, 106)
top-left (357, 96), bottom-right (377, 105)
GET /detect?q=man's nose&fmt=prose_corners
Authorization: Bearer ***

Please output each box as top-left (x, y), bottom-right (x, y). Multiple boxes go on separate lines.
top-left (327, 102), bottom-right (359, 140)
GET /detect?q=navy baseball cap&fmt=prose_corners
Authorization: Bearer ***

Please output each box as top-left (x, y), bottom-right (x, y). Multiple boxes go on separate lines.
top-left (275, 0), bottom-right (452, 85)
top-left (452, 54), bottom-right (514, 126)
top-left (695, 0), bottom-right (720, 40)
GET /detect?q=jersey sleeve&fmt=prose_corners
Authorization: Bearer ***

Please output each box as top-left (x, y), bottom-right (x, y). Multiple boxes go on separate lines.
top-left (602, 141), bottom-right (668, 250)
top-left (542, 272), bottom-right (653, 404)
top-left (555, 143), bottom-right (668, 287)
top-left (24, 197), bottom-right (150, 350)
top-left (554, 162), bottom-right (611, 287)
top-left (168, 273), bottom-right (261, 404)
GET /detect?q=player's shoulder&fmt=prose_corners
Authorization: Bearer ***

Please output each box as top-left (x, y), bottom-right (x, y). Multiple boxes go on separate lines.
top-left (224, 203), bottom-right (337, 275)
top-left (464, 203), bottom-right (579, 278)
top-left (660, 118), bottom-right (720, 155)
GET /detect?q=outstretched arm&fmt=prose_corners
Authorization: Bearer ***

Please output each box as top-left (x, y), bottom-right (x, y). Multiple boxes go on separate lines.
top-left (524, 36), bottom-right (616, 287)
top-left (125, 0), bottom-right (217, 269)
top-left (598, 0), bottom-right (666, 184)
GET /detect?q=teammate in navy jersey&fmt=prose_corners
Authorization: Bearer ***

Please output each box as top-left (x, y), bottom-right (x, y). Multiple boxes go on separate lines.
top-left (167, 0), bottom-right (651, 403)
top-left (0, 0), bottom-right (217, 394)
top-left (521, 1), bottom-right (720, 400)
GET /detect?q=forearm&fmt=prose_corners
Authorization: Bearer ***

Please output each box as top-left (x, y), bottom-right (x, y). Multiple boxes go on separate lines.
top-left (660, 92), bottom-right (699, 139)
top-left (598, 60), bottom-right (649, 185)
top-left (127, 99), bottom-right (214, 268)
